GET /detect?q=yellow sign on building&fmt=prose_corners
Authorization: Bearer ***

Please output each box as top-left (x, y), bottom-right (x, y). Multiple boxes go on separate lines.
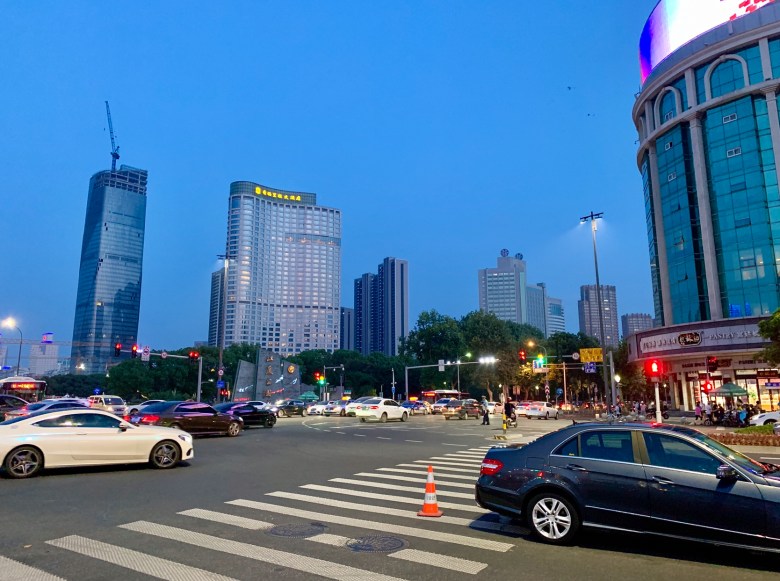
top-left (579, 348), bottom-right (603, 363)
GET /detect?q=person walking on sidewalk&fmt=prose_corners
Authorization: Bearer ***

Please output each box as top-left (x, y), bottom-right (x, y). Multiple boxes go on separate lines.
top-left (481, 397), bottom-right (490, 425)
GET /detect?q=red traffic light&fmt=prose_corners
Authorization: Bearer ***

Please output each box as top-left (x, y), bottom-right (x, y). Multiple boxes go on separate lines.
top-left (645, 359), bottom-right (662, 379)
top-left (131, 344), bottom-right (138, 359)
top-left (706, 355), bottom-right (718, 372)
top-left (518, 350), bottom-right (526, 361)
top-left (188, 351), bottom-right (199, 362)
top-left (114, 343), bottom-right (122, 357)
top-left (702, 381), bottom-right (713, 392)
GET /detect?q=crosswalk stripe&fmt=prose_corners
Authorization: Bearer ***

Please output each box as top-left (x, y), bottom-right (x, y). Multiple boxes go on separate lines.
top-left (0, 556), bottom-right (65, 581)
top-left (178, 509), bottom-right (273, 530)
top-left (412, 460), bottom-right (482, 469)
top-left (46, 535), bottom-right (236, 581)
top-left (390, 549), bottom-right (487, 575)
top-left (446, 452), bottom-right (485, 458)
top-left (398, 463), bottom-right (477, 474)
top-left (329, 478), bottom-right (474, 499)
top-left (226, 499), bottom-right (514, 552)
top-left (354, 472), bottom-right (474, 489)
top-left (377, 468), bottom-right (476, 481)
top-left (300, 484), bottom-right (487, 514)
top-left (266, 491), bottom-right (475, 526)
top-left (120, 521), bottom-right (409, 581)
top-left (427, 456), bottom-right (483, 465)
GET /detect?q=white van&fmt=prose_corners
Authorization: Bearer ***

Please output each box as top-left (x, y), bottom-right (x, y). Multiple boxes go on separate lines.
top-left (87, 395), bottom-right (127, 416)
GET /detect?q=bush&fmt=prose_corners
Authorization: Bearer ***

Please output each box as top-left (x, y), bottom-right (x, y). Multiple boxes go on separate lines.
top-left (710, 432), bottom-right (780, 447)
top-left (735, 425), bottom-right (774, 435)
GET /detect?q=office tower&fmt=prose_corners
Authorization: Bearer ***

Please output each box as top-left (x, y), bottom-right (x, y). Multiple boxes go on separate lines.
top-left (212, 181), bottom-right (341, 355)
top-left (545, 296), bottom-right (566, 337)
top-left (621, 313), bottom-right (654, 339)
top-left (526, 284), bottom-right (547, 336)
top-left (636, 1), bottom-right (780, 325)
top-left (340, 307), bottom-right (355, 351)
top-left (478, 250), bottom-right (527, 324)
top-left (29, 344), bottom-right (59, 376)
top-left (578, 284), bottom-right (619, 349)
top-left (71, 165), bottom-right (148, 373)
top-left (208, 269), bottom-right (225, 347)
top-left (354, 258), bottom-right (409, 356)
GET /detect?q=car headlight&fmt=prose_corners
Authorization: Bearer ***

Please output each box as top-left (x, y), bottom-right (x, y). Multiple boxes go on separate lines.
top-left (177, 434), bottom-right (192, 442)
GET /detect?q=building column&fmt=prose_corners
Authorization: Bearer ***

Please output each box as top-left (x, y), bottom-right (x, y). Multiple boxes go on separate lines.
top-left (648, 147), bottom-right (674, 325)
top-left (760, 38), bottom-right (773, 82)
top-left (762, 90), bottom-right (780, 177)
top-left (680, 373), bottom-right (690, 411)
top-left (688, 116), bottom-right (724, 320)
top-left (685, 68), bottom-right (697, 108)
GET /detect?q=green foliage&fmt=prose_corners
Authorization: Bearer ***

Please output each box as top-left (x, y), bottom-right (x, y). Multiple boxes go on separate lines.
top-left (735, 424), bottom-right (774, 435)
top-left (44, 374), bottom-right (107, 398)
top-left (758, 309), bottom-right (780, 365)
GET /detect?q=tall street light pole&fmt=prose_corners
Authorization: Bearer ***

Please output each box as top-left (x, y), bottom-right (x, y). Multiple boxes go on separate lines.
top-left (580, 211), bottom-right (615, 408)
top-left (216, 253), bottom-right (234, 403)
top-left (2, 317), bottom-right (22, 376)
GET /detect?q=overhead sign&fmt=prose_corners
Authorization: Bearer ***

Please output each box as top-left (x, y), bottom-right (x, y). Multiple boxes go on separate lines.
top-left (532, 360), bottom-right (549, 374)
top-left (579, 348), bottom-right (603, 363)
top-left (161, 351), bottom-right (168, 359)
top-left (583, 362), bottom-right (597, 374)
top-left (255, 186), bottom-right (302, 202)
top-left (141, 345), bottom-right (151, 362)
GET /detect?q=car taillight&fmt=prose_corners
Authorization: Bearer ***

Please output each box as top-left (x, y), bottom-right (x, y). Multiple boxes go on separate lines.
top-left (480, 458), bottom-right (504, 476)
top-left (122, 415), bottom-right (131, 421)
top-left (140, 415), bottom-right (160, 424)
top-left (20, 407), bottom-right (28, 415)
top-left (370, 405), bottom-right (379, 410)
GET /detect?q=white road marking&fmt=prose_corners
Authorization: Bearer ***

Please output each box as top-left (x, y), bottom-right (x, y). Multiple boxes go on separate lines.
top-left (446, 452), bottom-right (486, 458)
top-left (377, 468), bottom-right (476, 481)
top-left (390, 549), bottom-right (487, 574)
top-left (441, 443), bottom-right (468, 447)
top-left (335, 431), bottom-right (346, 434)
top-left (354, 472), bottom-right (474, 489)
top-left (759, 457), bottom-right (780, 461)
top-left (405, 440), bottom-right (423, 443)
top-left (330, 478), bottom-right (473, 499)
top-left (300, 484), bottom-right (488, 513)
top-left (120, 521), bottom-right (409, 581)
top-left (428, 456), bottom-right (483, 465)
top-left (0, 556), bottom-right (65, 581)
top-left (354, 434), bottom-right (366, 437)
top-left (226, 500), bottom-right (515, 552)
top-left (398, 463), bottom-right (477, 474)
top-left (377, 437), bottom-right (391, 440)
top-left (46, 536), bottom-right (236, 580)
top-left (178, 508), bottom-right (273, 530)
top-left (413, 460), bottom-right (482, 469)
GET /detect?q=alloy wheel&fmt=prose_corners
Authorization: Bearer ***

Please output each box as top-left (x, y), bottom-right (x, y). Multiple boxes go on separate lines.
top-left (151, 441), bottom-right (180, 469)
top-left (5, 447), bottom-right (42, 478)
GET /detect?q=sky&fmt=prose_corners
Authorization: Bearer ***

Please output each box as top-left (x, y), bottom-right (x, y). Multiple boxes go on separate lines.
top-left (0, 1), bottom-right (661, 359)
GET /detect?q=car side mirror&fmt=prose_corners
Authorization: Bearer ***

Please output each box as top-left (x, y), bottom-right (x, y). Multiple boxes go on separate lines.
top-left (716, 464), bottom-right (738, 481)
top-left (118, 422), bottom-right (131, 432)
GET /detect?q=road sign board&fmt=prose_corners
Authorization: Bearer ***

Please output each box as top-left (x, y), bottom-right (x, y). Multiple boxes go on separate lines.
top-left (218, 369), bottom-right (224, 377)
top-left (583, 362), bottom-right (597, 373)
top-left (216, 380), bottom-right (225, 388)
top-left (556, 388), bottom-right (563, 396)
top-left (161, 351), bottom-right (168, 359)
top-left (544, 386), bottom-right (550, 395)
top-left (765, 382), bottom-right (780, 390)
top-left (532, 360), bottom-right (549, 374)
top-left (571, 352), bottom-right (580, 360)
top-left (391, 385), bottom-right (396, 395)
top-left (579, 348), bottom-right (603, 363)
top-left (438, 359), bottom-right (445, 372)
top-left (141, 346), bottom-right (151, 362)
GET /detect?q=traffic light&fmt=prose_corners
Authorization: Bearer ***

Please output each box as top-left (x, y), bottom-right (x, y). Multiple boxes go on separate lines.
top-left (706, 355), bottom-right (718, 373)
top-left (645, 359), bottom-right (661, 380)
top-left (114, 343), bottom-right (122, 357)
top-left (188, 351), bottom-right (199, 363)
top-left (702, 380), bottom-right (713, 392)
top-left (536, 353), bottom-right (546, 365)
top-left (518, 350), bottom-right (526, 362)
top-left (131, 345), bottom-right (138, 359)
top-left (319, 374), bottom-right (326, 386)
top-left (314, 371), bottom-right (321, 384)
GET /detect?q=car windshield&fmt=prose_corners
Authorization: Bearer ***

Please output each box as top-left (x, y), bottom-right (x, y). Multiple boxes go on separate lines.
top-left (104, 397), bottom-right (123, 405)
top-left (434, 399), bottom-right (451, 405)
top-left (688, 430), bottom-right (772, 475)
top-left (141, 402), bottom-right (175, 412)
top-left (363, 398), bottom-right (381, 404)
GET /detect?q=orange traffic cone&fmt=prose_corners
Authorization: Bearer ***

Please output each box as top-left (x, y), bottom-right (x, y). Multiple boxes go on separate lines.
top-left (417, 465), bottom-right (443, 517)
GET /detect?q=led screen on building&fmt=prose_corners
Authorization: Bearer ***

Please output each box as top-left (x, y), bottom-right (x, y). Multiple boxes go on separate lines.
top-left (640, 0), bottom-right (775, 83)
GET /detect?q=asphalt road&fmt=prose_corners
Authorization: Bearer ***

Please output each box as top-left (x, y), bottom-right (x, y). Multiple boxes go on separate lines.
top-left (1, 413), bottom-right (778, 581)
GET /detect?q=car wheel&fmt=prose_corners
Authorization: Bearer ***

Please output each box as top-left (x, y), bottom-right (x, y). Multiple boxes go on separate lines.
top-left (149, 440), bottom-right (180, 469)
top-left (265, 416), bottom-right (276, 428)
top-left (360, 417), bottom-right (366, 423)
top-left (4, 446), bottom-right (43, 478)
top-left (527, 492), bottom-right (580, 545)
top-left (340, 409), bottom-right (346, 417)
top-left (226, 421), bottom-right (242, 437)
top-left (545, 412), bottom-right (549, 420)
top-left (765, 419), bottom-right (777, 425)
top-left (445, 416), bottom-right (450, 420)
top-left (302, 409), bottom-right (307, 416)
top-left (380, 413), bottom-right (388, 423)
top-left (278, 409), bottom-right (287, 418)
top-left (401, 412), bottom-right (408, 422)
top-left (554, 413), bottom-right (559, 420)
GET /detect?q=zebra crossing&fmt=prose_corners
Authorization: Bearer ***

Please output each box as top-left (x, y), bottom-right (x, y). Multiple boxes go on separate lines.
top-left (4, 446), bottom-right (523, 580)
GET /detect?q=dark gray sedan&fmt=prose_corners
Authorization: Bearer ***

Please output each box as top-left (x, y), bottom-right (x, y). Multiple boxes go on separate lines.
top-left (476, 422), bottom-right (780, 553)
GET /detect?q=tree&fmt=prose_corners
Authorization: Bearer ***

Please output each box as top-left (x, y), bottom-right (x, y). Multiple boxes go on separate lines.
top-left (758, 309), bottom-right (780, 365)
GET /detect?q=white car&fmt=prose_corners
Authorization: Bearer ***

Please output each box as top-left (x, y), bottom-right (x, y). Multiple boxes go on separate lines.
top-left (525, 401), bottom-right (559, 420)
top-left (345, 397), bottom-right (372, 417)
top-left (750, 410), bottom-right (780, 426)
top-left (87, 395), bottom-right (127, 416)
top-left (0, 408), bottom-right (193, 478)
top-left (355, 398), bottom-right (409, 423)
top-left (127, 399), bottom-right (166, 415)
top-left (306, 401), bottom-right (330, 415)
top-left (323, 401), bottom-right (348, 416)
top-left (431, 398), bottom-right (453, 414)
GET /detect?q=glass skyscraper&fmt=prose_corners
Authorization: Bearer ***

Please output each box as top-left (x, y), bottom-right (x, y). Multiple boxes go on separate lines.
top-left (353, 257), bottom-right (409, 356)
top-left (213, 181), bottom-right (341, 355)
top-left (71, 165), bottom-right (148, 373)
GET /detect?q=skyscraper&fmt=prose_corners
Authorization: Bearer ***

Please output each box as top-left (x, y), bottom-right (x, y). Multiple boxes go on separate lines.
top-left (71, 165), bottom-right (148, 373)
top-left (578, 284), bottom-right (619, 349)
top-left (354, 258), bottom-right (409, 356)
top-left (340, 307), bottom-right (355, 351)
top-left (621, 313), bottom-right (654, 339)
top-left (208, 269), bottom-right (225, 347)
top-left (478, 250), bottom-right (527, 325)
top-left (212, 181), bottom-right (341, 355)
top-left (545, 296), bottom-right (566, 337)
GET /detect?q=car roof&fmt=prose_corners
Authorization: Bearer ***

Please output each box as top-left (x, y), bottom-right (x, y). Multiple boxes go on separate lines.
top-left (1, 407), bottom-right (119, 425)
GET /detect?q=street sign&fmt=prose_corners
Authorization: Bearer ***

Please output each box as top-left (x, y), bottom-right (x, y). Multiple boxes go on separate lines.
top-left (532, 360), bottom-right (549, 374)
top-left (544, 386), bottom-right (550, 396)
top-left (93, 388), bottom-right (101, 395)
top-left (438, 359), bottom-right (445, 372)
top-left (583, 362), bottom-right (597, 373)
top-left (579, 348), bottom-right (603, 363)
top-left (765, 382), bottom-right (780, 390)
top-left (218, 369), bottom-right (224, 377)
top-left (216, 380), bottom-right (225, 388)
top-left (571, 352), bottom-right (580, 361)
top-left (556, 388), bottom-right (563, 396)
top-left (161, 351), bottom-right (168, 359)
top-left (141, 346), bottom-right (151, 362)
top-left (391, 385), bottom-right (396, 396)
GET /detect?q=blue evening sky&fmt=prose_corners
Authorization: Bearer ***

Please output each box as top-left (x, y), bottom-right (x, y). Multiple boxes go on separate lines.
top-left (1, 1), bottom-right (660, 355)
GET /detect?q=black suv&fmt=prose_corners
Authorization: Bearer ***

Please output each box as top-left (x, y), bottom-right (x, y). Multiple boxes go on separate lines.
top-left (277, 400), bottom-right (308, 417)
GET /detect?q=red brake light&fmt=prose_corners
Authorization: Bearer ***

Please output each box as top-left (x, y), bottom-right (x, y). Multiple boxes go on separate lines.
top-left (480, 458), bottom-right (504, 476)
top-left (122, 415), bottom-right (131, 421)
top-left (140, 415), bottom-right (160, 424)
top-left (370, 405), bottom-right (379, 410)
top-left (20, 406), bottom-right (28, 414)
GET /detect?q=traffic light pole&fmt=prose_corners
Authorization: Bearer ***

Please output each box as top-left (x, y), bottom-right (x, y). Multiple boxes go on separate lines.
top-left (196, 356), bottom-right (203, 402)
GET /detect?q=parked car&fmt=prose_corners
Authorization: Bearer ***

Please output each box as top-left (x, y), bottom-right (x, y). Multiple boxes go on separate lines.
top-left (442, 399), bottom-right (481, 420)
top-left (276, 400), bottom-right (308, 417)
top-left (0, 394), bottom-right (28, 420)
top-left (345, 397), bottom-right (372, 417)
top-left (306, 401), bottom-right (330, 415)
top-left (750, 410), bottom-right (780, 426)
top-left (244, 401), bottom-right (279, 416)
top-left (401, 401), bottom-right (429, 415)
top-left (127, 399), bottom-right (166, 415)
top-left (0, 408), bottom-right (193, 478)
top-left (87, 395), bottom-right (127, 416)
top-left (477, 422), bottom-right (780, 553)
top-left (323, 401), bottom-right (349, 417)
top-left (515, 401), bottom-right (535, 416)
top-left (4, 399), bottom-right (88, 420)
top-left (526, 401), bottom-right (559, 420)
top-left (431, 398), bottom-right (453, 414)
top-left (127, 401), bottom-right (243, 436)
top-left (355, 398), bottom-right (409, 423)
top-left (214, 402), bottom-right (276, 428)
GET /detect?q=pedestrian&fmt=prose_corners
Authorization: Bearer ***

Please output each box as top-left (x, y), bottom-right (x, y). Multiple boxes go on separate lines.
top-left (481, 397), bottom-right (490, 425)
top-left (639, 401), bottom-right (647, 416)
top-left (694, 401), bottom-right (702, 422)
top-left (705, 400), bottom-right (713, 424)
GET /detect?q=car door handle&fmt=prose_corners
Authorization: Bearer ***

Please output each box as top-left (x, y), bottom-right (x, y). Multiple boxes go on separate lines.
top-left (651, 476), bottom-right (674, 485)
top-left (566, 464), bottom-right (587, 472)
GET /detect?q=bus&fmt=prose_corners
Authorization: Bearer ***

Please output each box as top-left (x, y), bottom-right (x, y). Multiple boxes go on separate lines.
top-left (0, 376), bottom-right (47, 402)
top-left (420, 389), bottom-right (467, 405)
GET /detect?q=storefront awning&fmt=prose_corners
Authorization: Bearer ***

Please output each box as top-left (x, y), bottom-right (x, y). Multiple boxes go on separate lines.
top-left (710, 382), bottom-right (748, 397)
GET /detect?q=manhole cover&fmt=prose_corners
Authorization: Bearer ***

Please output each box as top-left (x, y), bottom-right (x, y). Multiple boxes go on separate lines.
top-left (346, 536), bottom-right (408, 553)
top-left (267, 523), bottom-right (328, 538)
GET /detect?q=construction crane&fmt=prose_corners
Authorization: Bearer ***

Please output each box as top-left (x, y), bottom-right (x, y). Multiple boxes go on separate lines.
top-left (104, 100), bottom-right (120, 171)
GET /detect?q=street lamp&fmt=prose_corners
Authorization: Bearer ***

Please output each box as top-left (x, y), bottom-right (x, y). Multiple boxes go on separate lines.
top-left (454, 352), bottom-right (471, 393)
top-left (1, 317), bottom-right (22, 376)
top-left (580, 211), bottom-right (615, 408)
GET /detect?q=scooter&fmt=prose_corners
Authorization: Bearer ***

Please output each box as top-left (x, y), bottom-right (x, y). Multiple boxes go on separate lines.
top-left (505, 411), bottom-right (518, 428)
